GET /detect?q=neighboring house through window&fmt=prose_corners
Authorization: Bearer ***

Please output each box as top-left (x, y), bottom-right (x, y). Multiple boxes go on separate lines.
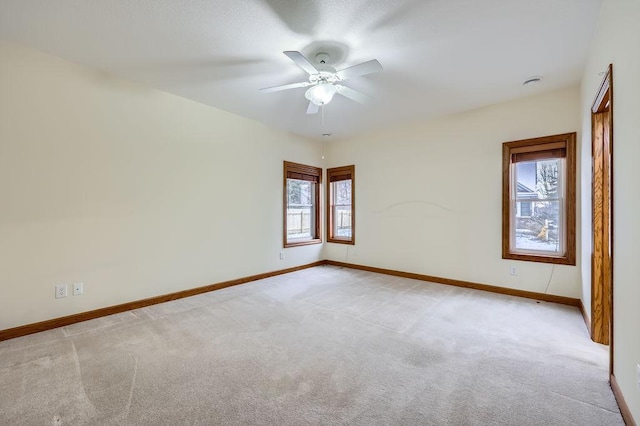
top-left (516, 181), bottom-right (536, 218)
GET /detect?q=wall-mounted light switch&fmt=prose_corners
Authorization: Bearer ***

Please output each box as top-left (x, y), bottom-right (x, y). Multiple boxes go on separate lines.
top-left (73, 282), bottom-right (84, 296)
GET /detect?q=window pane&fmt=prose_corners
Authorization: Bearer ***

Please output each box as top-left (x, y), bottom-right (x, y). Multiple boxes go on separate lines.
top-left (335, 180), bottom-right (351, 205)
top-left (513, 158), bottom-right (563, 254)
top-left (331, 179), bottom-right (352, 238)
top-left (514, 200), bottom-right (562, 254)
top-left (333, 205), bottom-right (352, 238)
top-left (287, 178), bottom-right (315, 240)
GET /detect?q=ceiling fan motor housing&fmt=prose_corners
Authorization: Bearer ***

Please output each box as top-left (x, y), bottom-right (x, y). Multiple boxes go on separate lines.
top-left (309, 71), bottom-right (339, 84)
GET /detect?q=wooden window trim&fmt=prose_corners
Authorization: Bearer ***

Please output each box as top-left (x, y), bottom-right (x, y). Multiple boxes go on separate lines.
top-left (283, 161), bottom-right (322, 248)
top-left (326, 165), bottom-right (355, 245)
top-left (502, 133), bottom-right (576, 265)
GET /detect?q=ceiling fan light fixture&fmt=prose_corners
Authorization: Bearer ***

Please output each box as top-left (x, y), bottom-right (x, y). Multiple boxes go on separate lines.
top-left (305, 82), bottom-right (337, 106)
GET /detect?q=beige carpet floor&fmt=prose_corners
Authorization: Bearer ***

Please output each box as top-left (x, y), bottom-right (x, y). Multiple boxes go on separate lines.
top-left (0, 265), bottom-right (623, 425)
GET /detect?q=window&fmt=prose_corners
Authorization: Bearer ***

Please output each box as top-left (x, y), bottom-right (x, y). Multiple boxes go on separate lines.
top-left (326, 165), bottom-right (355, 244)
top-left (284, 161), bottom-right (322, 247)
top-left (518, 200), bottom-right (533, 218)
top-left (502, 133), bottom-right (576, 265)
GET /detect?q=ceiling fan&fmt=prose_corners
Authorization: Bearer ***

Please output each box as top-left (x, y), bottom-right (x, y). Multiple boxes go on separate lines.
top-left (260, 51), bottom-right (383, 114)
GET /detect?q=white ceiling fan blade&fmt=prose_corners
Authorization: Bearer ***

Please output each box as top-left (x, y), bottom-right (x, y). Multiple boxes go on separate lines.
top-left (283, 51), bottom-right (319, 75)
top-left (335, 85), bottom-right (371, 104)
top-left (260, 81), bottom-right (310, 93)
top-left (306, 101), bottom-right (320, 114)
top-left (336, 59), bottom-right (383, 81)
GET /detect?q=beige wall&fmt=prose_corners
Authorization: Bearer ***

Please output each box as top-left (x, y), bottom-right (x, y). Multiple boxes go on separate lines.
top-left (0, 41), bottom-right (322, 330)
top-left (580, 0), bottom-right (640, 419)
top-left (324, 87), bottom-right (582, 298)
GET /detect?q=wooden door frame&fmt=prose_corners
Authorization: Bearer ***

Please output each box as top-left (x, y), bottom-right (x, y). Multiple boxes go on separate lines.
top-left (590, 64), bottom-right (613, 374)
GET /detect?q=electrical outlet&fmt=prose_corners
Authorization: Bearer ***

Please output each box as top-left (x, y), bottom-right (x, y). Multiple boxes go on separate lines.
top-left (55, 284), bottom-right (67, 299)
top-left (510, 266), bottom-right (518, 276)
top-left (73, 282), bottom-right (84, 296)
top-left (636, 364), bottom-right (640, 390)
top-left (279, 251), bottom-right (284, 260)
top-left (351, 247), bottom-right (357, 256)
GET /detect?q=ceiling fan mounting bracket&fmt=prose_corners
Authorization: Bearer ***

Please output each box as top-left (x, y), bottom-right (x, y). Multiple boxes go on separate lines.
top-left (315, 52), bottom-right (330, 64)
top-left (303, 41), bottom-right (349, 67)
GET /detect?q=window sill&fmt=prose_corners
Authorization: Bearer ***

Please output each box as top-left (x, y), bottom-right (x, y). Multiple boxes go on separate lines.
top-left (327, 238), bottom-right (355, 245)
top-left (284, 238), bottom-right (322, 248)
top-left (503, 252), bottom-right (575, 266)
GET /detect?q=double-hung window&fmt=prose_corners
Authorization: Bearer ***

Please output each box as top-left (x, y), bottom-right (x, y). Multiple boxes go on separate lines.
top-left (284, 161), bottom-right (322, 247)
top-left (327, 165), bottom-right (355, 244)
top-left (502, 133), bottom-right (576, 265)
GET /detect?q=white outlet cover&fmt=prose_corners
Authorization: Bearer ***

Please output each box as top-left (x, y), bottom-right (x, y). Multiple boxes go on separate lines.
top-left (55, 284), bottom-right (67, 299)
top-left (637, 364), bottom-right (640, 390)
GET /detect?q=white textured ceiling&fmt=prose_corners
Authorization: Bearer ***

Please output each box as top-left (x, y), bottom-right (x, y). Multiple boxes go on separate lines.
top-left (0, 0), bottom-right (602, 141)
